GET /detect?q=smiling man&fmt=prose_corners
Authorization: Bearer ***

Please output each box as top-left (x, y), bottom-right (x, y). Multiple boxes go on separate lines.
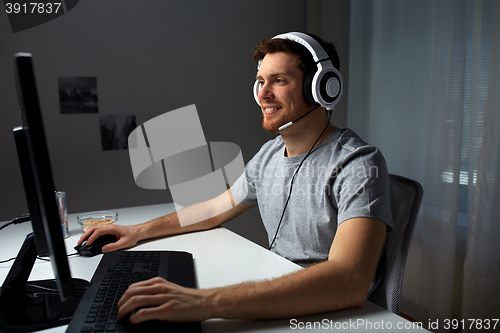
top-left (257, 52), bottom-right (312, 133)
top-left (256, 50), bottom-right (335, 157)
top-left (78, 32), bottom-right (393, 323)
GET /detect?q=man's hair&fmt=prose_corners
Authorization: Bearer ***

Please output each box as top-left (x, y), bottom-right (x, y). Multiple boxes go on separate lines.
top-left (253, 33), bottom-right (340, 75)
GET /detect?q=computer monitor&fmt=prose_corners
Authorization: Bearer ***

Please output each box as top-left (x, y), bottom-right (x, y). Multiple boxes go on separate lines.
top-left (0, 53), bottom-right (89, 332)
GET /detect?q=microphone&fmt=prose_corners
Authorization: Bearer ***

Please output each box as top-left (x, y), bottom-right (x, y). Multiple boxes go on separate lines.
top-left (278, 105), bottom-right (320, 131)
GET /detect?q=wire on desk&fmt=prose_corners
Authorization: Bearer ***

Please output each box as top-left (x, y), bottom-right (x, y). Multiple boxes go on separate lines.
top-left (25, 283), bottom-right (88, 293)
top-left (0, 213), bottom-right (80, 263)
top-left (0, 257), bottom-right (17, 264)
top-left (0, 213), bottom-right (31, 231)
top-left (37, 252), bottom-right (79, 261)
top-left (1, 252), bottom-right (80, 264)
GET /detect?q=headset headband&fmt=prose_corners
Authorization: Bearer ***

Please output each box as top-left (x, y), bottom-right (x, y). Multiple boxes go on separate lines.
top-left (272, 32), bottom-right (329, 62)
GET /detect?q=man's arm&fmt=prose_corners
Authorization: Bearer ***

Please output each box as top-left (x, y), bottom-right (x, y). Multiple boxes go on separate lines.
top-left (116, 217), bottom-right (387, 322)
top-left (77, 189), bottom-right (254, 252)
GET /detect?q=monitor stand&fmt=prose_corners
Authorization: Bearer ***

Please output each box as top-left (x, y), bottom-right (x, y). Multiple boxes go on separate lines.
top-left (0, 233), bottom-right (90, 332)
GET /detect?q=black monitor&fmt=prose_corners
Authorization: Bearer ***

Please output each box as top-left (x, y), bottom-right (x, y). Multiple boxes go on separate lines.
top-left (0, 53), bottom-right (89, 332)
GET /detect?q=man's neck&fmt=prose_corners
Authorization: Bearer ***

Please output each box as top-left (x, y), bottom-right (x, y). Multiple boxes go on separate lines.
top-left (281, 120), bottom-right (335, 157)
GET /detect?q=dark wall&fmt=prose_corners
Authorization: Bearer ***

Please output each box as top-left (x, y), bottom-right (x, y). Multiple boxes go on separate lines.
top-left (0, 0), bottom-right (350, 247)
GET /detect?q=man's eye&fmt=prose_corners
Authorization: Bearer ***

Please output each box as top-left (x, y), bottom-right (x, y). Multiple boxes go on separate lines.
top-left (275, 79), bottom-right (283, 84)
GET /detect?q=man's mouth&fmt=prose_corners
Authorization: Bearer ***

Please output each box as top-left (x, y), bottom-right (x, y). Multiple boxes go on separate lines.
top-left (264, 107), bottom-right (282, 111)
top-left (263, 106), bottom-right (283, 115)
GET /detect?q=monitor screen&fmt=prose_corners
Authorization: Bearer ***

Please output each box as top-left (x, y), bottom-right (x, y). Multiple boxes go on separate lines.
top-left (15, 53), bottom-right (73, 296)
top-left (0, 53), bottom-right (87, 332)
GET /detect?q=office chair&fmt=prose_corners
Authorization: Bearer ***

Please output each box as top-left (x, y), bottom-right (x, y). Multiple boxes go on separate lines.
top-left (367, 174), bottom-right (423, 315)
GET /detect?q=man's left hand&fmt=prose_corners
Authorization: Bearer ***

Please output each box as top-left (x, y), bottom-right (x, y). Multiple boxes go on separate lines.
top-left (117, 277), bottom-right (212, 323)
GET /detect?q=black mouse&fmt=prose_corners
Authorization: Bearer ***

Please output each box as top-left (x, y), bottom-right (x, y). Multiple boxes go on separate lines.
top-left (74, 234), bottom-right (118, 256)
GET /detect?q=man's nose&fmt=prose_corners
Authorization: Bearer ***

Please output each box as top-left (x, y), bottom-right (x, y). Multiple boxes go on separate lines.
top-left (258, 82), bottom-right (273, 100)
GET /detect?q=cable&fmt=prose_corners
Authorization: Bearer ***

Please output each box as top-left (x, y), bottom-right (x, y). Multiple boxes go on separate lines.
top-left (0, 213), bottom-right (76, 263)
top-left (26, 284), bottom-right (60, 293)
top-left (0, 213), bottom-right (31, 231)
top-left (1, 252), bottom-right (80, 264)
top-left (37, 252), bottom-right (79, 262)
top-left (0, 214), bottom-right (31, 263)
top-left (26, 283), bottom-right (88, 293)
top-left (269, 110), bottom-right (333, 250)
top-left (0, 257), bottom-right (17, 264)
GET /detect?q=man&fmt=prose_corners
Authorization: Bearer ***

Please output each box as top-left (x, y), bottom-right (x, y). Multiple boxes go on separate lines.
top-left (78, 32), bottom-right (393, 323)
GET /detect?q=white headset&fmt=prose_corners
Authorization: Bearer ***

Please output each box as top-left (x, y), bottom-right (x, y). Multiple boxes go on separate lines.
top-left (253, 32), bottom-right (343, 110)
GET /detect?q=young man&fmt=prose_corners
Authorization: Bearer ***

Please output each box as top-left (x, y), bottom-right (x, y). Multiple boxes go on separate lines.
top-left (78, 33), bottom-right (393, 323)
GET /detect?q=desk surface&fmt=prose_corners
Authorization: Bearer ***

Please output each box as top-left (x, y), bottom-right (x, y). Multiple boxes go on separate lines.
top-left (0, 204), bottom-right (428, 332)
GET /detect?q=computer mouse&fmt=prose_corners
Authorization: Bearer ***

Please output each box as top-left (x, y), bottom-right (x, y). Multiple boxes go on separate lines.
top-left (74, 234), bottom-right (118, 257)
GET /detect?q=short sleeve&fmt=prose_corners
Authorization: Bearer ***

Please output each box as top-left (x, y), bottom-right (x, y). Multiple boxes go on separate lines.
top-left (230, 171), bottom-right (257, 206)
top-left (332, 146), bottom-right (393, 232)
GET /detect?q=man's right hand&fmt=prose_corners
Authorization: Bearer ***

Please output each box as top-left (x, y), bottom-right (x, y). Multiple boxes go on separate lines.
top-left (76, 224), bottom-right (141, 253)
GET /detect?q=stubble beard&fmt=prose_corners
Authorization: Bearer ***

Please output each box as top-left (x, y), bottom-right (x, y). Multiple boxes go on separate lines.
top-left (261, 108), bottom-right (306, 133)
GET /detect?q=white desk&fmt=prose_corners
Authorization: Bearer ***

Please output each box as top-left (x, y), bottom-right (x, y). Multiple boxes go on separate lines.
top-left (0, 204), bottom-right (428, 332)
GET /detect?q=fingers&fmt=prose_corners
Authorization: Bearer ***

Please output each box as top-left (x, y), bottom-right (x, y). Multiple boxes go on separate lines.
top-left (119, 295), bottom-right (172, 323)
top-left (77, 227), bottom-right (95, 245)
top-left (127, 277), bottom-right (167, 290)
top-left (87, 225), bottom-right (120, 244)
top-left (117, 278), bottom-right (210, 323)
top-left (117, 278), bottom-right (174, 320)
top-left (100, 240), bottom-right (121, 253)
top-left (77, 226), bottom-right (105, 245)
top-left (128, 300), bottom-right (176, 324)
top-left (117, 278), bottom-right (171, 307)
top-left (77, 224), bottom-right (124, 244)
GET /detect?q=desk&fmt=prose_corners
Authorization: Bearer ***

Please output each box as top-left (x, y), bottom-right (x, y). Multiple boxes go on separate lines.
top-left (1, 204), bottom-right (428, 332)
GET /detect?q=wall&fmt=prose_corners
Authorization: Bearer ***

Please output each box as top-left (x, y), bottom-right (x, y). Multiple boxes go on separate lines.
top-left (305, 0), bottom-right (350, 128)
top-left (0, 0), bottom-right (350, 247)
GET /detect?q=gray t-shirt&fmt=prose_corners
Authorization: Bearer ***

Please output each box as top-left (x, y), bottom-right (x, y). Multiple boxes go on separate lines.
top-left (231, 127), bottom-right (393, 266)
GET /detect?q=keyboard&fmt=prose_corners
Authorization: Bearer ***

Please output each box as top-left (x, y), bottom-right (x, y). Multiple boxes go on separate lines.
top-left (66, 250), bottom-right (202, 333)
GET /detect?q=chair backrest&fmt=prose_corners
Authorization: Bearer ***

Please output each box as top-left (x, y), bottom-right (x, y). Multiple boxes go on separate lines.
top-left (367, 174), bottom-right (423, 314)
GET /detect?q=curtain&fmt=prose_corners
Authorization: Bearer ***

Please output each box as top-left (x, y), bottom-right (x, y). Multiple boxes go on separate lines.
top-left (463, 0), bottom-right (500, 326)
top-left (348, 1), bottom-right (500, 331)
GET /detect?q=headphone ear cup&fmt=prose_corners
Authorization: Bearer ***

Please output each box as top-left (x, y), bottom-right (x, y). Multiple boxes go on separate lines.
top-left (253, 80), bottom-right (261, 106)
top-left (318, 70), bottom-right (341, 106)
top-left (302, 71), bottom-right (319, 106)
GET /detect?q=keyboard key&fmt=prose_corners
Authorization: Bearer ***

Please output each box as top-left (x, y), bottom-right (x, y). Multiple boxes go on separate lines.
top-left (105, 324), bottom-right (117, 331)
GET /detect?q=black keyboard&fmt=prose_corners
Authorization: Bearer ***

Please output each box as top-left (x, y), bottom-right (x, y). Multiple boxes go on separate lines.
top-left (66, 251), bottom-right (202, 333)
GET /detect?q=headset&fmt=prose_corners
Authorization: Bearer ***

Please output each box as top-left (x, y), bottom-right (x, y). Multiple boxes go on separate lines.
top-left (253, 31), bottom-right (343, 111)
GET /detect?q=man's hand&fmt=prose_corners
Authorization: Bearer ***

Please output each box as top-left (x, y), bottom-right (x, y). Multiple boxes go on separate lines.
top-left (117, 277), bottom-right (212, 323)
top-left (77, 224), bottom-right (140, 253)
